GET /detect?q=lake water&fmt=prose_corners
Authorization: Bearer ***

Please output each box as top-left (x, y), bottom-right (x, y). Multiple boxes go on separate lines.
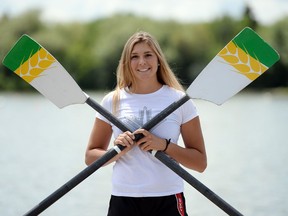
top-left (0, 91), bottom-right (287, 216)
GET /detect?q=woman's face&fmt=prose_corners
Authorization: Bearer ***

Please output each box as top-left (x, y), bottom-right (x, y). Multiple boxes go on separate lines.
top-left (130, 42), bottom-right (159, 83)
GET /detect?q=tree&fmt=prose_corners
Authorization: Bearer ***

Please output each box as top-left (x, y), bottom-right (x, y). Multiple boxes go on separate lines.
top-left (242, 5), bottom-right (258, 30)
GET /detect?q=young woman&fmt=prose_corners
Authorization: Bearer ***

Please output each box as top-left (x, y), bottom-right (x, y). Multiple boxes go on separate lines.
top-left (85, 31), bottom-right (207, 216)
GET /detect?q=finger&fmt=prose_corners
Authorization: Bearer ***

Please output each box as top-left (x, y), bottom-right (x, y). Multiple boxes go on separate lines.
top-left (123, 131), bottom-right (135, 145)
top-left (134, 130), bottom-right (151, 145)
top-left (115, 132), bottom-right (134, 147)
top-left (140, 140), bottom-right (152, 151)
top-left (133, 128), bottom-right (147, 137)
top-left (124, 131), bottom-right (135, 140)
top-left (115, 138), bottom-right (131, 147)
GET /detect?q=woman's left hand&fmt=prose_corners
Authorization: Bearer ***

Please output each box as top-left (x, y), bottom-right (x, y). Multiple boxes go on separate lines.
top-left (133, 129), bottom-right (166, 151)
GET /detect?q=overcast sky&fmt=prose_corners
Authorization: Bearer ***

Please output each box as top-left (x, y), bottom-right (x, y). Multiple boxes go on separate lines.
top-left (1, 0), bottom-right (287, 25)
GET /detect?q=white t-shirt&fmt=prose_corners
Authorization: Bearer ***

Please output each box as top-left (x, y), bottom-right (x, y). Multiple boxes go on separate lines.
top-left (97, 85), bottom-right (198, 197)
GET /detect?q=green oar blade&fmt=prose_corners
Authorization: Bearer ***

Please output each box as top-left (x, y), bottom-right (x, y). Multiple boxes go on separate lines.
top-left (2, 35), bottom-right (87, 108)
top-left (187, 27), bottom-right (280, 105)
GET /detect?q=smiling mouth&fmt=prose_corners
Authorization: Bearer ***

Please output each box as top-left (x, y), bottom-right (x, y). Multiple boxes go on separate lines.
top-left (138, 68), bottom-right (150, 72)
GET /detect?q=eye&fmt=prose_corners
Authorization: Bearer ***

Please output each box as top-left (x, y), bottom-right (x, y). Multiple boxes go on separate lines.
top-left (131, 55), bottom-right (138, 60)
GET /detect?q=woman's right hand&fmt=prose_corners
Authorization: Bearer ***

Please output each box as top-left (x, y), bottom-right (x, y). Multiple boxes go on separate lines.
top-left (114, 131), bottom-right (135, 148)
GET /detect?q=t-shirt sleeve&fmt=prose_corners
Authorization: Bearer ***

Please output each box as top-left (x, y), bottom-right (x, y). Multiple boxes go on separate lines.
top-left (180, 98), bottom-right (198, 124)
top-left (95, 92), bottom-right (113, 124)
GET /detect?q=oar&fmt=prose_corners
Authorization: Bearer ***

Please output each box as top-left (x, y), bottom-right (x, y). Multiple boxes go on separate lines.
top-left (2, 27), bottom-right (279, 216)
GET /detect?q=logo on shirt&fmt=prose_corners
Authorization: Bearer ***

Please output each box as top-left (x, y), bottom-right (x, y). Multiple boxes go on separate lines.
top-left (122, 106), bottom-right (152, 131)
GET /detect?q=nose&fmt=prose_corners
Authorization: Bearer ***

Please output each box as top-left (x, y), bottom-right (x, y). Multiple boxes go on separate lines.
top-left (139, 56), bottom-right (146, 65)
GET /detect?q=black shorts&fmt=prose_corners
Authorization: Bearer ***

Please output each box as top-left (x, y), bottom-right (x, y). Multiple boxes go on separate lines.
top-left (107, 192), bottom-right (188, 216)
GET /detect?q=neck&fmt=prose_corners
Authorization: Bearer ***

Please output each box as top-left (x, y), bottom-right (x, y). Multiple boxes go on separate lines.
top-left (129, 81), bottom-right (163, 94)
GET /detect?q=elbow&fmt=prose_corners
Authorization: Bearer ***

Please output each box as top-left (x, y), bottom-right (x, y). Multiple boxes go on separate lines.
top-left (85, 150), bottom-right (93, 166)
top-left (195, 154), bottom-right (207, 173)
top-left (197, 150), bottom-right (207, 173)
top-left (85, 158), bottom-right (90, 166)
top-left (197, 160), bottom-right (207, 173)
top-left (185, 157), bottom-right (207, 173)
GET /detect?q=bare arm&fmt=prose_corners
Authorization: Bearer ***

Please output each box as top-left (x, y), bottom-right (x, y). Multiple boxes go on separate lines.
top-left (165, 116), bottom-right (207, 172)
top-left (85, 118), bottom-right (135, 166)
top-left (85, 118), bottom-right (112, 166)
top-left (135, 116), bottom-right (207, 172)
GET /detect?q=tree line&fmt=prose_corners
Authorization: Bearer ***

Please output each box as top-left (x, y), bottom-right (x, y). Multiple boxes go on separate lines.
top-left (0, 7), bottom-right (287, 91)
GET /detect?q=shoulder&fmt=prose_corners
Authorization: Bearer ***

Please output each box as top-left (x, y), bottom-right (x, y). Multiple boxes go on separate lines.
top-left (101, 91), bottom-right (114, 105)
top-left (101, 88), bottom-right (128, 109)
top-left (163, 85), bottom-right (186, 99)
top-left (163, 86), bottom-right (199, 122)
top-left (100, 90), bottom-right (117, 110)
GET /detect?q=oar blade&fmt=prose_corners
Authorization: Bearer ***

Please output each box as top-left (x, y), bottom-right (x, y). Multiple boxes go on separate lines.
top-left (2, 35), bottom-right (87, 108)
top-left (187, 27), bottom-right (280, 105)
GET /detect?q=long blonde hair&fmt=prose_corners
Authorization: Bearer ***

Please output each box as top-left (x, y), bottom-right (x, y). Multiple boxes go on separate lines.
top-left (112, 31), bottom-right (184, 114)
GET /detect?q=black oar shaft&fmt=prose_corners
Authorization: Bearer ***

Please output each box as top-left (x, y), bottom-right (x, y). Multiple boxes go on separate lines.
top-left (24, 95), bottom-right (242, 216)
top-left (24, 96), bottom-right (191, 215)
top-left (155, 151), bottom-right (243, 216)
top-left (86, 94), bottom-right (191, 132)
top-left (141, 94), bottom-right (191, 130)
top-left (24, 146), bottom-right (124, 216)
top-left (87, 96), bottom-right (243, 216)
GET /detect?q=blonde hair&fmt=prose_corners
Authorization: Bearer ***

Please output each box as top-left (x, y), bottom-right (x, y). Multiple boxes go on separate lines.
top-left (112, 31), bottom-right (184, 114)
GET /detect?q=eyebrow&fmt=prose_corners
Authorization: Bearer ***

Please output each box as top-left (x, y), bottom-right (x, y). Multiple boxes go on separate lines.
top-left (131, 51), bottom-right (153, 55)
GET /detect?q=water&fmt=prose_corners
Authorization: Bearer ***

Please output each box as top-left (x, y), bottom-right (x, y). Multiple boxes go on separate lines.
top-left (0, 91), bottom-right (287, 216)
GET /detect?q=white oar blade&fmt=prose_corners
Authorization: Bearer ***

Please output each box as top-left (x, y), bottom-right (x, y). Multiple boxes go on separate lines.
top-left (2, 35), bottom-right (87, 108)
top-left (187, 27), bottom-right (280, 105)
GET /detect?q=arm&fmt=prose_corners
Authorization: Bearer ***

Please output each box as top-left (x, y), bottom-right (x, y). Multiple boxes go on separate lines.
top-left (135, 116), bottom-right (207, 172)
top-left (165, 116), bottom-right (207, 172)
top-left (85, 118), bottom-right (135, 166)
top-left (85, 118), bottom-right (112, 166)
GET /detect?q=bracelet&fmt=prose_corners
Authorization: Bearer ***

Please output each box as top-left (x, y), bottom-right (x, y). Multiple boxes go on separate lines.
top-left (163, 138), bottom-right (171, 152)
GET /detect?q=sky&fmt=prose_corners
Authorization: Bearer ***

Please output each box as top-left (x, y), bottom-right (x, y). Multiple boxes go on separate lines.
top-left (1, 0), bottom-right (288, 25)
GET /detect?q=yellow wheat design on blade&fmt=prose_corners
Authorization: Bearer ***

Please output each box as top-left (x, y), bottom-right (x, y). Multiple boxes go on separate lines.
top-left (15, 48), bottom-right (55, 83)
top-left (218, 41), bottom-right (268, 81)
